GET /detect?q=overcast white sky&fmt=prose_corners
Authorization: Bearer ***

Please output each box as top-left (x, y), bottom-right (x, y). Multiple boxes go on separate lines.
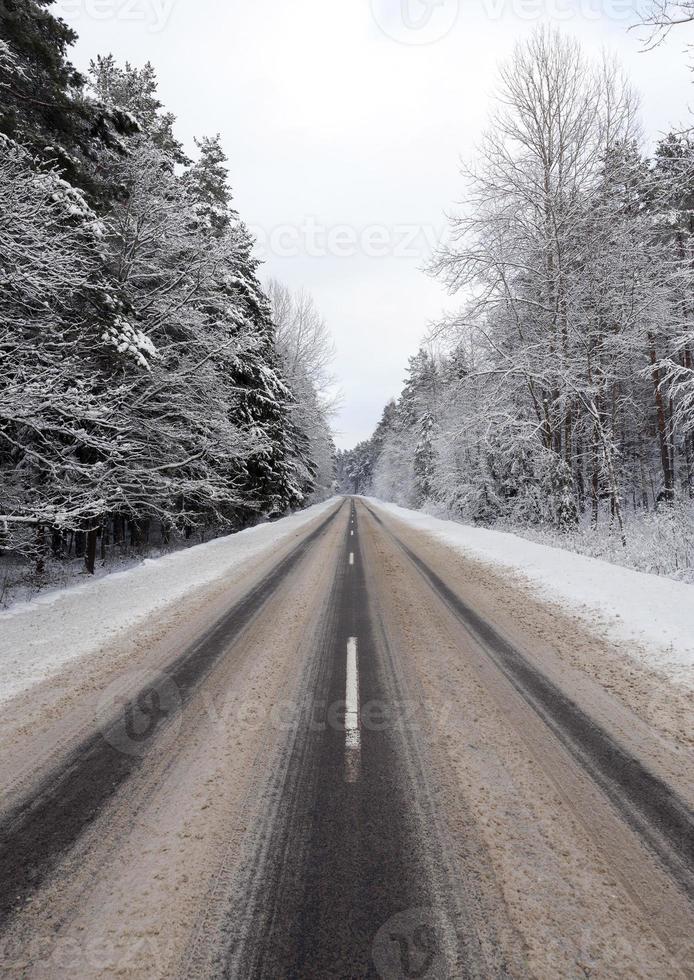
top-left (56, 0), bottom-right (692, 448)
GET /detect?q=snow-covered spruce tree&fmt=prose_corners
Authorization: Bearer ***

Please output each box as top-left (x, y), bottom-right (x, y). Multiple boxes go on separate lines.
top-left (87, 62), bottom-right (309, 531)
top-left (413, 412), bottom-right (436, 508)
top-left (1, 38), bottom-right (331, 582)
top-left (0, 1), bottom-right (136, 194)
top-left (94, 143), bottom-right (256, 527)
top-left (338, 400), bottom-right (397, 496)
top-left (183, 138), bottom-right (311, 517)
top-left (0, 132), bottom-right (247, 570)
top-left (336, 352), bottom-right (439, 507)
top-left (336, 437), bottom-right (377, 495)
top-left (0, 138), bottom-right (132, 570)
top-left (368, 350), bottom-right (440, 508)
top-left (88, 55), bottom-right (187, 163)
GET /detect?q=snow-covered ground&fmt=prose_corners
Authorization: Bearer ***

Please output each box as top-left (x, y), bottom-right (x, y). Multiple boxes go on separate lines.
top-left (368, 498), bottom-right (694, 685)
top-left (4, 493), bottom-right (692, 711)
top-left (0, 499), bottom-right (339, 706)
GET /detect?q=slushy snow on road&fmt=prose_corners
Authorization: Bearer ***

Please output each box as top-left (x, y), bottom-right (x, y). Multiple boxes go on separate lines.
top-left (0, 499), bottom-right (338, 705)
top-left (367, 499), bottom-right (694, 685)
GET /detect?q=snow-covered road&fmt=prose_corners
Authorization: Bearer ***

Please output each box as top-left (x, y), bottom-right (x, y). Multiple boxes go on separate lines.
top-left (368, 498), bottom-right (694, 685)
top-left (0, 498), bottom-right (338, 706)
top-left (0, 498), bottom-right (692, 978)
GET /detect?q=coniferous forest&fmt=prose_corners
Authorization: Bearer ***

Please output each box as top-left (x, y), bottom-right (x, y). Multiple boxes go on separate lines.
top-left (0, 0), bottom-right (336, 589)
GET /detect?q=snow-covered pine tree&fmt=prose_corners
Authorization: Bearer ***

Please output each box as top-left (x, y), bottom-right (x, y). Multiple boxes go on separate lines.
top-left (184, 138), bottom-right (311, 516)
top-left (0, 138), bottom-right (134, 569)
top-left (0, 0), bottom-right (136, 193)
top-left (88, 55), bottom-right (187, 163)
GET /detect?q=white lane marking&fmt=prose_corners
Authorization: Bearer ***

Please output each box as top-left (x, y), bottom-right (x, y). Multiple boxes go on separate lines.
top-left (345, 638), bottom-right (359, 727)
top-left (345, 637), bottom-right (361, 783)
top-left (349, 552), bottom-right (354, 565)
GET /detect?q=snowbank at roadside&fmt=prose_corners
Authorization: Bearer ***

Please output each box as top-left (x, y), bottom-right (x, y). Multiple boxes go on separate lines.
top-left (0, 499), bottom-right (339, 705)
top-left (367, 498), bottom-right (694, 683)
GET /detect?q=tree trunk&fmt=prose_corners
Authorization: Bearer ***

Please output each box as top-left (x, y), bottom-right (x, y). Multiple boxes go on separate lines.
top-left (595, 415), bottom-right (627, 547)
top-left (35, 525), bottom-right (47, 578)
top-left (637, 436), bottom-right (649, 511)
top-left (75, 530), bottom-right (86, 559)
top-left (129, 520), bottom-right (140, 548)
top-left (85, 528), bottom-right (98, 575)
top-left (575, 435), bottom-right (585, 514)
top-left (51, 528), bottom-right (63, 559)
top-left (668, 395), bottom-right (677, 491)
top-left (648, 338), bottom-right (674, 502)
top-left (591, 423), bottom-right (600, 528)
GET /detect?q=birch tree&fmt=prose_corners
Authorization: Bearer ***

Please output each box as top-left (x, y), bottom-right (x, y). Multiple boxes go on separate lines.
top-left (267, 280), bottom-right (337, 499)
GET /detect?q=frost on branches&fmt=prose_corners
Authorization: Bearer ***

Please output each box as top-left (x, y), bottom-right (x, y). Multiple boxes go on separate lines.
top-left (338, 29), bottom-right (694, 579)
top-left (0, 4), bottom-right (336, 590)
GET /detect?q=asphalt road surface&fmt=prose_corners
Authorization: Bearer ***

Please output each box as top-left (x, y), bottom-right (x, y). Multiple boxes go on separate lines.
top-left (1, 498), bottom-right (693, 979)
